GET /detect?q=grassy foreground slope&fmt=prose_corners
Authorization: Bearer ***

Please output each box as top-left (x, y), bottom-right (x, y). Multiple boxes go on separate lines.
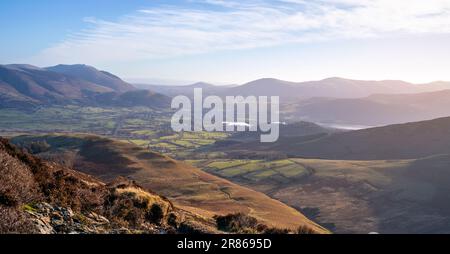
top-left (11, 134), bottom-right (327, 232)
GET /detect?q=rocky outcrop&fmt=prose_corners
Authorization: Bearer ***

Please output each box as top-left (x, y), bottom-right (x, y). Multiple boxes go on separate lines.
top-left (24, 202), bottom-right (167, 234)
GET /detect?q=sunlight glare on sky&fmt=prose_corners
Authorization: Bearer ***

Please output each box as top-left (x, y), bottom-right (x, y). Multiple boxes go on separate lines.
top-left (1, 0), bottom-right (450, 84)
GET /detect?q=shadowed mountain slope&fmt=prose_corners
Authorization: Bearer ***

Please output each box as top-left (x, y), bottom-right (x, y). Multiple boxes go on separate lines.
top-left (45, 64), bottom-right (134, 93)
top-left (267, 117), bottom-right (450, 160)
top-left (222, 77), bottom-right (450, 99)
top-left (0, 64), bottom-right (170, 109)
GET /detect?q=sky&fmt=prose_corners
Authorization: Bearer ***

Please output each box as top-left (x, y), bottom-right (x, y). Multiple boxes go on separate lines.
top-left (1, 0), bottom-right (450, 85)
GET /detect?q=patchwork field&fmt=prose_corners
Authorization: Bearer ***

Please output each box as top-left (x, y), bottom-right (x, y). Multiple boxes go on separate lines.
top-left (188, 159), bottom-right (310, 182)
top-left (0, 106), bottom-right (170, 135)
top-left (0, 107), bottom-right (230, 159)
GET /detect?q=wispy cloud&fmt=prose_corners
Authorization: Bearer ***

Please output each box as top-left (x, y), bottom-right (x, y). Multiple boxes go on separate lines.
top-left (31, 0), bottom-right (450, 65)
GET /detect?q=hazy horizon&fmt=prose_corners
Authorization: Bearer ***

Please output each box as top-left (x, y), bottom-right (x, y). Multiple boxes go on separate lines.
top-left (124, 76), bottom-right (450, 87)
top-left (3, 62), bottom-right (450, 86)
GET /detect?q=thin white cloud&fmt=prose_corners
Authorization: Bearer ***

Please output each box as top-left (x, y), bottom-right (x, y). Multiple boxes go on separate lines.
top-left (31, 0), bottom-right (450, 65)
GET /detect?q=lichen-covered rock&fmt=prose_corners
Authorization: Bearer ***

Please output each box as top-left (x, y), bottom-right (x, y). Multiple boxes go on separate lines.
top-left (24, 202), bottom-right (113, 234)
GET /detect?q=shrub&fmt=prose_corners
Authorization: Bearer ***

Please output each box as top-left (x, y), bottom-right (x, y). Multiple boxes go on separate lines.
top-left (105, 193), bottom-right (145, 227)
top-left (215, 213), bottom-right (259, 233)
top-left (263, 227), bottom-right (291, 234)
top-left (0, 192), bottom-right (18, 207)
top-left (20, 141), bottom-right (51, 154)
top-left (178, 221), bottom-right (209, 234)
top-left (297, 225), bottom-right (318, 234)
top-left (103, 180), bottom-right (172, 228)
top-left (167, 213), bottom-right (178, 228)
top-left (0, 207), bottom-right (38, 233)
top-left (215, 213), bottom-right (299, 234)
top-left (146, 203), bottom-right (164, 225)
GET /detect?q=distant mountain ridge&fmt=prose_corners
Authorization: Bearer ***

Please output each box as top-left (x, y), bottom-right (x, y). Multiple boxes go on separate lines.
top-left (139, 82), bottom-right (232, 97)
top-left (45, 64), bottom-right (134, 93)
top-left (138, 77), bottom-right (450, 101)
top-left (285, 89), bottom-right (450, 126)
top-left (268, 116), bottom-right (450, 160)
top-left (223, 77), bottom-right (450, 99)
top-left (0, 64), bottom-right (170, 109)
top-left (3, 63), bottom-right (450, 120)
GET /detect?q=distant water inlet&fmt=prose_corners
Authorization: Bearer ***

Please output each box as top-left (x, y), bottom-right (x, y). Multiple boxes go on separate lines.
top-left (317, 123), bottom-right (375, 130)
top-left (171, 88), bottom-right (280, 142)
